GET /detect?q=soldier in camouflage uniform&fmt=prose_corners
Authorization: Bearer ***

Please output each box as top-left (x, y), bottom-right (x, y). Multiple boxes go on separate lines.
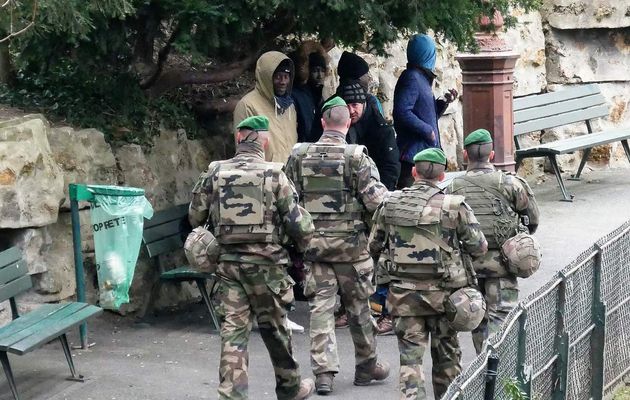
top-left (368, 148), bottom-right (488, 400)
top-left (189, 115), bottom-right (316, 400)
top-left (446, 129), bottom-right (540, 354)
top-left (284, 96), bottom-right (391, 395)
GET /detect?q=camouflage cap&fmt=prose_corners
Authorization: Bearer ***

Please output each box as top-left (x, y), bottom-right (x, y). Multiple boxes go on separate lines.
top-left (413, 148), bottom-right (447, 165)
top-left (322, 96), bottom-right (347, 112)
top-left (236, 115), bottom-right (269, 132)
top-left (464, 129), bottom-right (493, 147)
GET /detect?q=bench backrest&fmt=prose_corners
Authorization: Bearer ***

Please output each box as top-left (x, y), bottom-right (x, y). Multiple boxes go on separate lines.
top-left (142, 204), bottom-right (191, 258)
top-left (0, 247), bottom-right (32, 303)
top-left (513, 84), bottom-right (609, 141)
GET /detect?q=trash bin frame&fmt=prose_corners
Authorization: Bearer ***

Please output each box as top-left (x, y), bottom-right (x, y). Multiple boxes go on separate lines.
top-left (68, 183), bottom-right (146, 349)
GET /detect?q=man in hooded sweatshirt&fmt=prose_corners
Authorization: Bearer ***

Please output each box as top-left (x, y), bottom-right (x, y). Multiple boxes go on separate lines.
top-left (393, 34), bottom-right (459, 189)
top-left (234, 51), bottom-right (298, 163)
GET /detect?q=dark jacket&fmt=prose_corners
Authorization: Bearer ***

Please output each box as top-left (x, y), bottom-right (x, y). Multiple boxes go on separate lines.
top-left (349, 97), bottom-right (401, 190)
top-left (292, 84), bottom-right (321, 142)
top-left (393, 67), bottom-right (448, 163)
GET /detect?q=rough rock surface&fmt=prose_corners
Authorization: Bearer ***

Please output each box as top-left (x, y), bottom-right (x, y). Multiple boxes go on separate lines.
top-left (48, 127), bottom-right (118, 209)
top-left (0, 115), bottom-right (64, 228)
top-left (542, 0), bottom-right (630, 29)
top-left (546, 28), bottom-right (630, 84)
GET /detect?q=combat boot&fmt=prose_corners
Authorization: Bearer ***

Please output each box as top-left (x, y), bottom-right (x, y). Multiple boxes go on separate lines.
top-left (353, 359), bottom-right (390, 386)
top-left (315, 372), bottom-right (335, 395)
top-left (293, 378), bottom-right (315, 400)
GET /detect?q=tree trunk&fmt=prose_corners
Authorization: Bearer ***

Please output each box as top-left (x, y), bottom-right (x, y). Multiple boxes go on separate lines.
top-left (0, 42), bottom-right (12, 84)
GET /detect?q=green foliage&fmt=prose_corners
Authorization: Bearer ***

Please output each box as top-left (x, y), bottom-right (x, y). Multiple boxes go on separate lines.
top-left (613, 385), bottom-right (630, 400)
top-left (0, 0), bottom-right (542, 144)
top-left (503, 378), bottom-right (529, 400)
top-left (0, 60), bottom-right (197, 144)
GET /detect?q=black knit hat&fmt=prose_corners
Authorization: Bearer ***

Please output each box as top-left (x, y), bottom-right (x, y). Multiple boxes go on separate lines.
top-left (337, 51), bottom-right (369, 80)
top-left (337, 81), bottom-right (367, 104)
top-left (274, 58), bottom-right (293, 75)
top-left (308, 52), bottom-right (327, 69)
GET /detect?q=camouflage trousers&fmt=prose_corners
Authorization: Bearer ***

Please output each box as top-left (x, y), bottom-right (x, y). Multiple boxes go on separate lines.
top-left (472, 276), bottom-right (519, 354)
top-left (304, 258), bottom-right (377, 375)
top-left (215, 262), bottom-right (301, 400)
top-left (394, 315), bottom-right (461, 400)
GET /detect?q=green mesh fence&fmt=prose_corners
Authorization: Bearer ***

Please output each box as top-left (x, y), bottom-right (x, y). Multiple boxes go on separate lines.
top-left (442, 220), bottom-right (630, 400)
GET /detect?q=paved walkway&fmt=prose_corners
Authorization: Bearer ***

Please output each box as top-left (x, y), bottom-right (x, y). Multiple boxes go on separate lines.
top-left (2, 169), bottom-right (630, 400)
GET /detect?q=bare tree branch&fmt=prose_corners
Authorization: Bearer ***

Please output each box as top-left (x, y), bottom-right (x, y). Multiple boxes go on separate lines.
top-left (139, 21), bottom-right (182, 89)
top-left (0, 0), bottom-right (38, 44)
top-left (147, 54), bottom-right (258, 98)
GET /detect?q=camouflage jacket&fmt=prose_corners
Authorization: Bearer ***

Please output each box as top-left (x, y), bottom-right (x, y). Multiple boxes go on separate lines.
top-left (446, 162), bottom-right (540, 277)
top-left (189, 141), bottom-right (314, 265)
top-left (284, 130), bottom-right (388, 262)
top-left (368, 180), bottom-right (487, 291)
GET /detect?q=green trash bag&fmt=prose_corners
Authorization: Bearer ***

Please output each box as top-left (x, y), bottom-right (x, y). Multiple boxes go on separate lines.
top-left (90, 187), bottom-right (153, 310)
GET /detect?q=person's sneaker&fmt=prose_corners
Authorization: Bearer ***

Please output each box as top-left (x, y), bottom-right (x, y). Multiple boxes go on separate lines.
top-left (287, 317), bottom-right (305, 334)
top-left (376, 315), bottom-right (394, 336)
top-left (334, 313), bottom-right (349, 329)
top-left (293, 378), bottom-right (315, 400)
top-left (354, 359), bottom-right (390, 386)
top-left (315, 372), bottom-right (335, 395)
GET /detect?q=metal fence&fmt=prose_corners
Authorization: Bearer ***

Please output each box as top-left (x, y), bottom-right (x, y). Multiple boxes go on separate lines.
top-left (442, 220), bottom-right (630, 400)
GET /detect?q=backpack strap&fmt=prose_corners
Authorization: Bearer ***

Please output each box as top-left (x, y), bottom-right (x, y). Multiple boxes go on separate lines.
top-left (460, 174), bottom-right (512, 210)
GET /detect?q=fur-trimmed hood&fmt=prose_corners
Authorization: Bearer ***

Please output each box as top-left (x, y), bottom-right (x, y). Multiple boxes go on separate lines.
top-left (291, 40), bottom-right (331, 86)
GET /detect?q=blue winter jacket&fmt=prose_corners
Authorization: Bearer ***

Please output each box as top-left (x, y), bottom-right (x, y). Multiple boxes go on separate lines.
top-left (393, 67), bottom-right (447, 163)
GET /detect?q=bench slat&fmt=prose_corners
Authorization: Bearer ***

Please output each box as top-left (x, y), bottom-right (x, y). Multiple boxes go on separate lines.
top-left (0, 304), bottom-right (71, 341)
top-left (0, 260), bottom-right (28, 286)
top-left (0, 247), bottom-right (21, 270)
top-left (0, 303), bottom-right (87, 351)
top-left (144, 204), bottom-right (188, 229)
top-left (514, 84), bottom-right (600, 110)
top-left (0, 275), bottom-right (32, 303)
top-left (161, 266), bottom-right (215, 281)
top-left (514, 104), bottom-right (609, 136)
top-left (145, 235), bottom-right (185, 258)
top-left (143, 219), bottom-right (186, 244)
top-left (8, 304), bottom-right (102, 355)
top-left (517, 129), bottom-right (630, 156)
top-left (514, 94), bottom-right (606, 124)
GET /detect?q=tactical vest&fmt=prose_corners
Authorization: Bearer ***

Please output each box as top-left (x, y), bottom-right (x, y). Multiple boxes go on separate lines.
top-left (449, 171), bottom-right (519, 250)
top-left (212, 159), bottom-right (283, 245)
top-left (383, 185), bottom-right (469, 289)
top-left (293, 142), bottom-right (367, 235)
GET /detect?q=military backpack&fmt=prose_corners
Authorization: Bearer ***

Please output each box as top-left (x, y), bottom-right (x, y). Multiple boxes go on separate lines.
top-left (449, 171), bottom-right (519, 250)
top-left (382, 185), bottom-right (470, 289)
top-left (293, 142), bottom-right (367, 234)
top-left (211, 159), bottom-right (283, 245)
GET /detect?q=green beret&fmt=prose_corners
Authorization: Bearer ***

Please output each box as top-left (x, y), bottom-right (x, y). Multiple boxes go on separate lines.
top-left (413, 148), bottom-right (447, 165)
top-left (236, 115), bottom-right (269, 132)
top-left (322, 96), bottom-right (347, 112)
top-left (464, 129), bottom-right (493, 147)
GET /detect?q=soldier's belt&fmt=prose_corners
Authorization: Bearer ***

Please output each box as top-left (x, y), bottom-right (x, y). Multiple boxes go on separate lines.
top-left (390, 279), bottom-right (444, 291)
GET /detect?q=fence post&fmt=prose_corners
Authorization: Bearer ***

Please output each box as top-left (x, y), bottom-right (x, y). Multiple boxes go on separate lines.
top-left (591, 245), bottom-right (606, 400)
top-left (553, 273), bottom-right (569, 400)
top-left (516, 307), bottom-right (532, 397)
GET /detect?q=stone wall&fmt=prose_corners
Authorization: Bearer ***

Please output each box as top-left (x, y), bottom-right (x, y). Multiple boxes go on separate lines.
top-left (329, 4), bottom-right (628, 176)
top-left (0, 114), bottom-right (228, 318)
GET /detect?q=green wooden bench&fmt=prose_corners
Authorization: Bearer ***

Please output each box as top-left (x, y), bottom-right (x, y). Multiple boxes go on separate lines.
top-left (142, 204), bottom-right (220, 330)
top-left (513, 84), bottom-right (630, 201)
top-left (0, 246), bottom-right (102, 400)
